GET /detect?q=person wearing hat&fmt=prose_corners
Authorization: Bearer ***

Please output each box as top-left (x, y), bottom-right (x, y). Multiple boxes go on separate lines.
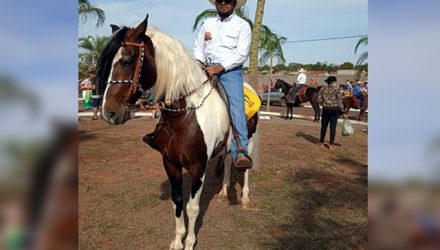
top-left (296, 68), bottom-right (307, 85)
top-left (316, 76), bottom-right (346, 150)
top-left (194, 0), bottom-right (252, 169)
top-left (353, 80), bottom-right (365, 108)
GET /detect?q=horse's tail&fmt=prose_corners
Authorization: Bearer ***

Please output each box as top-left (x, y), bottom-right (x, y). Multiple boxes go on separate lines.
top-left (248, 113), bottom-right (260, 171)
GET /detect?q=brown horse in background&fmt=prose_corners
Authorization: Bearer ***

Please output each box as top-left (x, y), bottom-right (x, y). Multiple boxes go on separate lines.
top-left (274, 79), bottom-right (322, 121)
top-left (342, 91), bottom-right (368, 121)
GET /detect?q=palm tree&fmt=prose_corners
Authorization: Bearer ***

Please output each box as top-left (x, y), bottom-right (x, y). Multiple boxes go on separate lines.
top-left (79, 0), bottom-right (106, 27)
top-left (249, 0), bottom-right (266, 92)
top-left (258, 29), bottom-right (286, 75)
top-left (192, 7), bottom-right (252, 31)
top-left (259, 29), bottom-right (285, 112)
top-left (192, 0), bottom-right (271, 92)
top-left (355, 35), bottom-right (368, 65)
top-left (78, 35), bottom-right (109, 65)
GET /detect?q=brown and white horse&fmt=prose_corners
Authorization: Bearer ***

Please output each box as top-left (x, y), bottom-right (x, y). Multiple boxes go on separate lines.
top-left (95, 15), bottom-right (259, 249)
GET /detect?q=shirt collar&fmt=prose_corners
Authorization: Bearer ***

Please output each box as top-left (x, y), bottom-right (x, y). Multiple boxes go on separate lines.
top-left (217, 13), bottom-right (235, 22)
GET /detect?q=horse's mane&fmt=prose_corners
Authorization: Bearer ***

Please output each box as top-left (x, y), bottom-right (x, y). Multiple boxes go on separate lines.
top-left (277, 79), bottom-right (292, 87)
top-left (95, 27), bottom-right (129, 95)
top-left (146, 28), bottom-right (207, 101)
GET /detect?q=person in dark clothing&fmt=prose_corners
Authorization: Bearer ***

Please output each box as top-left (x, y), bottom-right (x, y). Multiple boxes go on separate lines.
top-left (316, 76), bottom-right (346, 150)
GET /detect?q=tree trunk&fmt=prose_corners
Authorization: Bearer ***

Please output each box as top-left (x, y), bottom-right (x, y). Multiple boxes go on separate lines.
top-left (266, 52), bottom-right (273, 112)
top-left (249, 0), bottom-right (265, 92)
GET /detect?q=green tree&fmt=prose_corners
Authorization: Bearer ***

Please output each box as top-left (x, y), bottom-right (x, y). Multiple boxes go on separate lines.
top-left (79, 0), bottom-right (106, 27)
top-left (355, 35), bottom-right (368, 65)
top-left (340, 61), bottom-right (354, 70)
top-left (78, 35), bottom-right (109, 65)
top-left (192, 6), bottom-right (252, 31)
top-left (258, 29), bottom-right (286, 75)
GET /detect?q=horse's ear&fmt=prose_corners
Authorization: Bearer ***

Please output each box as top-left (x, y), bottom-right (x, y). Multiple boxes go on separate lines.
top-left (133, 14), bottom-right (149, 40)
top-left (110, 24), bottom-right (120, 34)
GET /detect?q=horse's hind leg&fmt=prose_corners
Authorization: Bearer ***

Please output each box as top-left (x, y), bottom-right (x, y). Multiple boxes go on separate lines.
top-left (216, 154), bottom-right (231, 202)
top-left (185, 166), bottom-right (207, 250)
top-left (163, 159), bottom-right (185, 250)
top-left (241, 169), bottom-right (250, 207)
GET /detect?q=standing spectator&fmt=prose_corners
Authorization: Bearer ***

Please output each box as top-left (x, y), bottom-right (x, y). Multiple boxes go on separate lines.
top-left (80, 71), bottom-right (95, 110)
top-left (296, 68), bottom-right (307, 85)
top-left (316, 76), bottom-right (346, 150)
top-left (90, 91), bottom-right (102, 120)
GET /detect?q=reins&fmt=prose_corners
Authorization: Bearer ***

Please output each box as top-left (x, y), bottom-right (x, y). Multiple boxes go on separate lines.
top-left (158, 77), bottom-right (213, 112)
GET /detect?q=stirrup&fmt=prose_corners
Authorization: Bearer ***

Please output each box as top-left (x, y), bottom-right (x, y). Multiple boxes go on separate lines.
top-left (235, 153), bottom-right (253, 170)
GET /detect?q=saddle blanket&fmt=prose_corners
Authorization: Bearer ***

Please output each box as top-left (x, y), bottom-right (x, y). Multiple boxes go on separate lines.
top-left (243, 83), bottom-right (261, 120)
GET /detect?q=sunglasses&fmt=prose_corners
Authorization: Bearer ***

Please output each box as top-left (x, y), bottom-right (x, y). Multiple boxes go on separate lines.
top-left (215, 0), bottom-right (234, 4)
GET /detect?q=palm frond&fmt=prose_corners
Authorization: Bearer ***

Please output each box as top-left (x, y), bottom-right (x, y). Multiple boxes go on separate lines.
top-left (356, 52), bottom-right (368, 66)
top-left (192, 9), bottom-right (217, 32)
top-left (355, 36), bottom-right (368, 54)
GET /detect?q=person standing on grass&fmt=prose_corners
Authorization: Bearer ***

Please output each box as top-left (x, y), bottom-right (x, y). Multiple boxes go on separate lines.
top-left (80, 71), bottom-right (95, 110)
top-left (316, 76), bottom-right (346, 150)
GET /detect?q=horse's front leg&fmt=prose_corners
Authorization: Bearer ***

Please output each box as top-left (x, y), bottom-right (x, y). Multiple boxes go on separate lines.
top-left (185, 164), bottom-right (207, 250)
top-left (163, 158), bottom-right (185, 250)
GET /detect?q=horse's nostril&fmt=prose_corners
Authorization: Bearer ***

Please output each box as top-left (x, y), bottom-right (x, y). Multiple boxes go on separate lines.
top-left (108, 111), bottom-right (118, 122)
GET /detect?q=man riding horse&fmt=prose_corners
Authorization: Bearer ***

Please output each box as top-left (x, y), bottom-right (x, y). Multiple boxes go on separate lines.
top-left (194, 0), bottom-right (252, 169)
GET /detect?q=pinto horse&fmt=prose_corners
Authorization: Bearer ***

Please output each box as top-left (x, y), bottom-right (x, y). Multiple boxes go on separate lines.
top-left (342, 91), bottom-right (368, 121)
top-left (95, 15), bottom-right (259, 249)
top-left (274, 79), bottom-right (322, 121)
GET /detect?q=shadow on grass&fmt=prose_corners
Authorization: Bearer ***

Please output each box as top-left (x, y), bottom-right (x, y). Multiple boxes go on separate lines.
top-left (295, 131), bottom-right (320, 144)
top-left (261, 168), bottom-right (367, 249)
top-left (79, 130), bottom-right (97, 141)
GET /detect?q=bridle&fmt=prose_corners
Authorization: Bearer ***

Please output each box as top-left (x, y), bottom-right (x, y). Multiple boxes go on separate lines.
top-left (107, 40), bottom-right (214, 112)
top-left (107, 41), bottom-right (147, 100)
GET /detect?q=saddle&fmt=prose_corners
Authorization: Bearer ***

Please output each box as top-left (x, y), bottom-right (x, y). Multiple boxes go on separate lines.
top-left (296, 85), bottom-right (308, 103)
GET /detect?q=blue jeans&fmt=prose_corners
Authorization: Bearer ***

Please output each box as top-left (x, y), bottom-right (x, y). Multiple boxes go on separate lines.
top-left (219, 67), bottom-right (248, 158)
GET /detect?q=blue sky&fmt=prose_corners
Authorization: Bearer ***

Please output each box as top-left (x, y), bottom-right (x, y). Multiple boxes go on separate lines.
top-left (79, 0), bottom-right (368, 65)
top-left (368, 0), bottom-right (440, 182)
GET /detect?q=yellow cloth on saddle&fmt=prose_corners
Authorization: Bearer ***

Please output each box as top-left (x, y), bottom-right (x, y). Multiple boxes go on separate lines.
top-left (243, 85), bottom-right (261, 120)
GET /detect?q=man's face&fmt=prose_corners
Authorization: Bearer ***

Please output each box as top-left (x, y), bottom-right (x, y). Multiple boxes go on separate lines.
top-left (215, 0), bottom-right (236, 16)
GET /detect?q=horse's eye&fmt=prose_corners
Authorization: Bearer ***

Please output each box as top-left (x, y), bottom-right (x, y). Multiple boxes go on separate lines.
top-left (120, 56), bottom-right (134, 66)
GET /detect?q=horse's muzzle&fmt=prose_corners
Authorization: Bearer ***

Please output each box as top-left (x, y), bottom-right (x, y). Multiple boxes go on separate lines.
top-left (103, 107), bottom-right (130, 125)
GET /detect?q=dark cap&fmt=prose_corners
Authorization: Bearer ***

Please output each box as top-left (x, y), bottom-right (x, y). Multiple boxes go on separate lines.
top-left (324, 76), bottom-right (337, 84)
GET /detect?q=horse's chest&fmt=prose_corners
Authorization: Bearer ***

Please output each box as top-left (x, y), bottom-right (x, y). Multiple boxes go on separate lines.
top-left (143, 111), bottom-right (207, 165)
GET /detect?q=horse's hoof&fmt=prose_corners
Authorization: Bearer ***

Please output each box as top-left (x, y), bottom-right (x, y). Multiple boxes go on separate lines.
top-left (170, 239), bottom-right (184, 250)
top-left (215, 192), bottom-right (228, 203)
top-left (184, 236), bottom-right (196, 250)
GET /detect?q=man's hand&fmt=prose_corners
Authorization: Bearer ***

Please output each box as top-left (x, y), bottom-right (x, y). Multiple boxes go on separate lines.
top-left (206, 65), bottom-right (225, 76)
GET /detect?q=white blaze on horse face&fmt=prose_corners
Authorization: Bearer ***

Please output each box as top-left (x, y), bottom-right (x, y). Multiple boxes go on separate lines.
top-left (101, 48), bottom-right (123, 121)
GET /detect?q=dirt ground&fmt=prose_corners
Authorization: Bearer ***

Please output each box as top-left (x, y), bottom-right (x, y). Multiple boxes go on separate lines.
top-left (79, 114), bottom-right (367, 249)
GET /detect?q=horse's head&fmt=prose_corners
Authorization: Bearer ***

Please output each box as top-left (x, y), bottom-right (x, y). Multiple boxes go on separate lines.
top-left (274, 79), bottom-right (290, 94)
top-left (96, 14), bottom-right (157, 125)
top-left (274, 79), bottom-right (283, 90)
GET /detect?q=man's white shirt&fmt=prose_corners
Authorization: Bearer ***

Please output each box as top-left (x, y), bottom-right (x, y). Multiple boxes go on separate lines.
top-left (296, 73), bottom-right (307, 85)
top-left (194, 14), bottom-right (251, 71)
